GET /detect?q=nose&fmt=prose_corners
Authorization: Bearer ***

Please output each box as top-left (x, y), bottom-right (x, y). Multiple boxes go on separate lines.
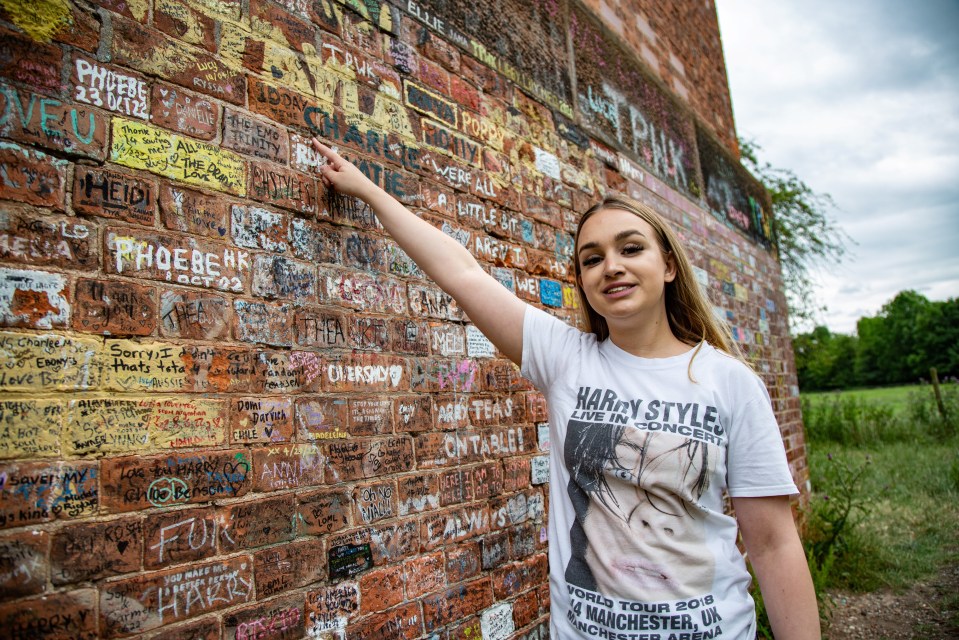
top-left (603, 255), bottom-right (625, 277)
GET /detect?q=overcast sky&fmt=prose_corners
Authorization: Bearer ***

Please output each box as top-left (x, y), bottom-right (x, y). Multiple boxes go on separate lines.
top-left (715, 0), bottom-right (959, 334)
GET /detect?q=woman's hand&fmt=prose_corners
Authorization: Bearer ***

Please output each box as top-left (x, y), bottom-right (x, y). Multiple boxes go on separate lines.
top-left (311, 138), bottom-right (381, 200)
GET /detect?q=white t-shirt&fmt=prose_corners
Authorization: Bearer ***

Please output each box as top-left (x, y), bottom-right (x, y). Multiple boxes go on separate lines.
top-left (521, 306), bottom-right (797, 640)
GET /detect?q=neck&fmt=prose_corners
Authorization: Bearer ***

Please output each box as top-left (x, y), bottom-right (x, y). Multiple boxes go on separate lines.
top-left (605, 311), bottom-right (692, 358)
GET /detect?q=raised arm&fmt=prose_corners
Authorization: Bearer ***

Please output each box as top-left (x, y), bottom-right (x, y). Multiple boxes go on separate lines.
top-left (732, 495), bottom-right (821, 640)
top-left (313, 139), bottom-right (527, 365)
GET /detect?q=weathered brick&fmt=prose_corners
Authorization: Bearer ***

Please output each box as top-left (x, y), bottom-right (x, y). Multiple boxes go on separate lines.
top-left (0, 28), bottom-right (62, 96)
top-left (446, 541), bottom-right (482, 583)
top-left (396, 471), bottom-right (439, 516)
top-left (421, 577), bottom-right (493, 631)
top-left (393, 394), bottom-right (433, 433)
top-left (0, 142), bottom-right (67, 209)
top-left (100, 557), bottom-right (253, 636)
top-left (320, 352), bottom-right (408, 393)
top-left (233, 299), bottom-right (295, 346)
top-left (305, 582), bottom-right (360, 637)
top-left (99, 450), bottom-right (251, 513)
top-left (250, 0), bottom-right (317, 52)
top-left (144, 616), bottom-right (220, 640)
top-left (491, 554), bottom-right (548, 600)
top-left (0, 588), bottom-right (98, 639)
top-left (154, 0), bottom-right (217, 51)
top-left (320, 267), bottom-right (408, 315)
top-left (353, 479), bottom-right (397, 524)
top-left (73, 277), bottom-right (156, 336)
top-left (70, 53), bottom-right (149, 120)
top-left (142, 506), bottom-right (218, 569)
top-left (295, 488), bottom-right (351, 536)
top-left (403, 549), bottom-right (446, 599)
top-left (325, 435), bottom-right (414, 482)
top-left (223, 108), bottom-right (290, 164)
top-left (0, 82), bottom-right (108, 160)
top-left (151, 83), bottom-right (219, 140)
top-left (247, 161), bottom-right (316, 214)
top-left (0, 460), bottom-right (98, 529)
top-left (218, 493), bottom-right (296, 550)
top-left (231, 396), bottom-right (294, 444)
top-left (159, 288), bottom-right (232, 340)
top-left (0, 529), bottom-right (49, 596)
top-left (50, 518), bottom-right (142, 584)
top-left (0, 267), bottom-right (70, 330)
top-left (347, 600), bottom-right (423, 640)
top-left (252, 254), bottom-right (316, 300)
top-left (223, 593), bottom-right (304, 640)
top-left (358, 563), bottom-right (405, 612)
top-left (253, 443), bottom-right (325, 491)
top-left (73, 165), bottom-right (157, 225)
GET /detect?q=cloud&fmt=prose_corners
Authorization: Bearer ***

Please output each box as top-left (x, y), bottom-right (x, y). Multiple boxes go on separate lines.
top-left (717, 0), bottom-right (959, 333)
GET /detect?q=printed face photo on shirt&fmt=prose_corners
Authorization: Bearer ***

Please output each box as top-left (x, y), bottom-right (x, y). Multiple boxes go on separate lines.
top-left (564, 418), bottom-right (717, 602)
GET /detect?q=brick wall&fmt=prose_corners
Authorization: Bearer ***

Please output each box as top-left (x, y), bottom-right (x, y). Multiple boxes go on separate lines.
top-left (0, 0), bottom-right (806, 638)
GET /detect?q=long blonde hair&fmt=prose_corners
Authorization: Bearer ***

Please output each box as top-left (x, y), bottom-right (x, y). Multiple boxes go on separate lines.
top-left (572, 195), bottom-right (745, 363)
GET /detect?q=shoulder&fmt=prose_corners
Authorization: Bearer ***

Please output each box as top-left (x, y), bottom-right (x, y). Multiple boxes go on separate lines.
top-left (694, 343), bottom-right (767, 394)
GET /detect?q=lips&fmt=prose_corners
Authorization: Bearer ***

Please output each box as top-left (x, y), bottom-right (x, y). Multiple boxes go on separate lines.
top-left (603, 283), bottom-right (636, 296)
top-left (612, 557), bottom-right (672, 585)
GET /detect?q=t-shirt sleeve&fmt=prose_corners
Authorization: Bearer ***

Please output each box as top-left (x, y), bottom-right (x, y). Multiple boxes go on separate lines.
top-left (726, 374), bottom-right (799, 497)
top-left (520, 305), bottom-right (585, 393)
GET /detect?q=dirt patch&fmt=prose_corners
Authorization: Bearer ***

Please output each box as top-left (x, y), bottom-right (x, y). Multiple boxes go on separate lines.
top-left (823, 563), bottom-right (959, 639)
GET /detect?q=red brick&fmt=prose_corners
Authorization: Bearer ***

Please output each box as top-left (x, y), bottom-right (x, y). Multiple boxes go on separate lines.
top-left (105, 228), bottom-right (250, 293)
top-left (349, 397), bottom-right (393, 436)
top-left (253, 444), bottom-right (324, 492)
top-left (325, 435), bottom-right (414, 482)
top-left (491, 553), bottom-right (548, 599)
top-left (482, 529), bottom-right (511, 569)
top-left (403, 549), bottom-right (446, 599)
top-left (247, 75), bottom-right (324, 133)
top-left (0, 83), bottom-right (108, 160)
top-left (295, 488), bottom-right (351, 536)
top-left (319, 352), bottom-right (408, 393)
top-left (70, 53), bottom-right (149, 120)
top-left (253, 538), bottom-right (326, 598)
top-left (247, 161), bottom-right (317, 214)
top-left (503, 457), bottom-right (532, 493)
top-left (223, 108), bottom-right (290, 164)
top-left (396, 471), bottom-right (439, 515)
top-left (142, 506), bottom-right (218, 569)
top-left (391, 318), bottom-right (430, 355)
top-left (305, 582), bottom-right (360, 637)
top-left (329, 519), bottom-right (419, 565)
top-left (231, 396), bottom-right (294, 444)
top-left (359, 563), bottom-right (405, 612)
top-left (347, 601), bottom-right (423, 640)
top-left (253, 350), bottom-right (310, 394)
top-left (218, 493), bottom-right (295, 551)
top-left (0, 29), bottom-right (62, 96)
top-left (100, 557), bottom-right (253, 636)
top-left (233, 298), bottom-right (295, 346)
top-left (0, 588), bottom-right (97, 639)
top-left (182, 345), bottom-right (256, 393)
top-left (292, 307), bottom-right (345, 350)
top-left (421, 577), bottom-right (493, 631)
top-left (159, 288), bottom-right (232, 340)
top-left (510, 522), bottom-right (543, 559)
top-left (401, 17), bottom-right (461, 72)
top-left (250, 0), bottom-right (317, 52)
top-left (99, 450), bottom-right (252, 513)
top-left (158, 183), bottom-right (230, 238)
top-left (50, 517), bottom-right (142, 584)
top-left (354, 479), bottom-right (397, 524)
top-left (144, 616), bottom-right (220, 640)
top-left (73, 165), bottom-right (157, 225)
top-left (223, 593), bottom-right (304, 640)
top-left (349, 315), bottom-right (390, 352)
top-left (0, 460), bottom-right (98, 530)
top-left (0, 529), bottom-right (48, 597)
top-left (72, 278), bottom-right (156, 336)
top-left (51, 2), bottom-right (101, 52)
top-left (151, 83), bottom-right (219, 140)
top-left (0, 142), bottom-right (66, 208)
top-left (451, 75), bottom-right (482, 112)
top-left (417, 57), bottom-right (451, 94)
top-left (252, 253), bottom-right (316, 300)
top-left (512, 588), bottom-right (541, 629)
top-left (421, 505), bottom-right (491, 550)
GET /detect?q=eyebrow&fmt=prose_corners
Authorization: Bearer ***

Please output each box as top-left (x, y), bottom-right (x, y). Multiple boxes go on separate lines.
top-left (578, 229), bottom-right (648, 255)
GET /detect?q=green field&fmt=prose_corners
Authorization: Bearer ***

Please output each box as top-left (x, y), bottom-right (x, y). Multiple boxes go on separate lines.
top-left (802, 384), bottom-right (928, 414)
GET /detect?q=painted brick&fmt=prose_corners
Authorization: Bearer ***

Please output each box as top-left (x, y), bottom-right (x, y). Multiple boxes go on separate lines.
top-left (234, 299), bottom-right (295, 346)
top-left (349, 396), bottom-right (393, 436)
top-left (0, 460), bottom-right (98, 529)
top-left (396, 471), bottom-right (439, 515)
top-left (253, 443), bottom-right (325, 491)
top-left (154, 0), bottom-right (217, 51)
top-left (151, 82), bottom-right (219, 140)
top-left (0, 588), bottom-right (98, 640)
top-left (231, 396), bottom-right (294, 444)
top-left (305, 582), bottom-right (360, 637)
top-left (252, 254), bottom-right (316, 300)
top-left (73, 277), bottom-right (156, 335)
top-left (0, 397), bottom-right (62, 459)
top-left (0, 142), bottom-right (67, 209)
top-left (0, 82), bottom-right (108, 160)
top-left (0, 267), bottom-right (69, 330)
top-left (0, 529), bottom-right (48, 597)
top-left (74, 165), bottom-right (157, 226)
top-left (50, 518), bottom-right (142, 584)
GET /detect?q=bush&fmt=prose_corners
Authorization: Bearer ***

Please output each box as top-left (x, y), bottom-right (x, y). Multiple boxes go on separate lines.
top-left (801, 393), bottom-right (912, 445)
top-left (908, 378), bottom-right (959, 440)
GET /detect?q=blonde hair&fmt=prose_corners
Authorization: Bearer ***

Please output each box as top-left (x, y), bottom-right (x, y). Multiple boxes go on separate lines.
top-left (572, 195), bottom-right (745, 364)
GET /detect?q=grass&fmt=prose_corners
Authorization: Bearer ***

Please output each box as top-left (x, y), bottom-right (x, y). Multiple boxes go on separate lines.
top-left (752, 382), bottom-right (959, 637)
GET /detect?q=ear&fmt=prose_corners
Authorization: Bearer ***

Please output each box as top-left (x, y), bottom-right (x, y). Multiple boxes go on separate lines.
top-left (664, 252), bottom-right (677, 283)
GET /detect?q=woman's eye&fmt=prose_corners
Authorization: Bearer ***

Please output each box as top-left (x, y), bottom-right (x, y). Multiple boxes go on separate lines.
top-left (582, 255), bottom-right (601, 267)
top-left (623, 244), bottom-right (643, 255)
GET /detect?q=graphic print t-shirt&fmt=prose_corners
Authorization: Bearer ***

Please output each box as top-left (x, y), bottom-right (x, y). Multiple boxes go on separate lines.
top-left (521, 307), bottom-right (797, 640)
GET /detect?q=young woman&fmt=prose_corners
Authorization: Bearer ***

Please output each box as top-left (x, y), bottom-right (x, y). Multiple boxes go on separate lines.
top-left (311, 139), bottom-right (820, 639)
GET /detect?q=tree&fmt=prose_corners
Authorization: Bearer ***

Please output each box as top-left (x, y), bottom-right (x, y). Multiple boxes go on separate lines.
top-left (739, 139), bottom-right (851, 328)
top-left (794, 325), bottom-right (859, 391)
